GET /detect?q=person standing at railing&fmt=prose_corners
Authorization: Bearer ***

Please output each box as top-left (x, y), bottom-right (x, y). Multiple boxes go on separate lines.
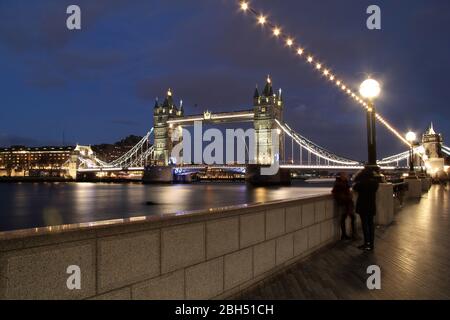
top-left (332, 172), bottom-right (357, 240)
top-left (352, 168), bottom-right (380, 251)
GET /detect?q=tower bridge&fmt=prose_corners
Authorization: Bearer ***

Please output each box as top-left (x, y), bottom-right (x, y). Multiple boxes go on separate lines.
top-left (151, 76), bottom-right (286, 167)
top-left (75, 77), bottom-right (449, 183)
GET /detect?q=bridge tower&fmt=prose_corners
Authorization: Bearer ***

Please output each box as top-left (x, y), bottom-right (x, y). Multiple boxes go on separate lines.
top-left (422, 122), bottom-right (444, 177)
top-left (253, 76), bottom-right (284, 164)
top-left (422, 123), bottom-right (443, 158)
top-left (153, 89), bottom-right (184, 165)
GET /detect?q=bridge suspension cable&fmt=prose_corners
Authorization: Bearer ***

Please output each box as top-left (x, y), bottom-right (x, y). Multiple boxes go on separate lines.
top-left (77, 156), bottom-right (103, 168)
top-left (75, 121), bottom-right (428, 171)
top-left (276, 120), bottom-right (360, 166)
top-left (78, 128), bottom-right (155, 169)
top-left (237, 1), bottom-right (410, 147)
top-left (442, 145), bottom-right (450, 156)
top-left (106, 128), bottom-right (153, 168)
top-left (131, 145), bottom-right (155, 167)
top-left (376, 148), bottom-right (419, 165)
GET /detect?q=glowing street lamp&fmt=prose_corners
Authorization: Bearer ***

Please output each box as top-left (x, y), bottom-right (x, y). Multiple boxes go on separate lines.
top-left (405, 131), bottom-right (416, 144)
top-left (359, 78), bottom-right (381, 170)
top-left (359, 79), bottom-right (381, 100)
top-left (405, 131), bottom-right (417, 176)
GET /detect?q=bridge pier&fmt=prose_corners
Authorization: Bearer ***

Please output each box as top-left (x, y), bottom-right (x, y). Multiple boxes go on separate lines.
top-left (245, 164), bottom-right (291, 185)
top-left (142, 166), bottom-right (174, 184)
top-left (375, 183), bottom-right (394, 225)
top-left (405, 177), bottom-right (422, 198)
top-left (76, 171), bottom-right (97, 181)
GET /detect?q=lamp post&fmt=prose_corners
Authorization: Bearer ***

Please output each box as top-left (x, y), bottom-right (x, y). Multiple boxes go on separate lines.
top-left (417, 146), bottom-right (426, 175)
top-left (405, 131), bottom-right (417, 178)
top-left (359, 79), bottom-right (381, 171)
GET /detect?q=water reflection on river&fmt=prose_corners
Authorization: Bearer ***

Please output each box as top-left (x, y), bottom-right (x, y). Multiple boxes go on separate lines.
top-left (0, 181), bottom-right (331, 232)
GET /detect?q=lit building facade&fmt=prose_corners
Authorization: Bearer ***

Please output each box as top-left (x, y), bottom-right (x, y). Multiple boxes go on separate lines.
top-left (0, 146), bottom-right (76, 177)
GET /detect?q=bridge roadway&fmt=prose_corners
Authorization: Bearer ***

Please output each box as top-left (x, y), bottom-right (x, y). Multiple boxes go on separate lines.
top-left (76, 164), bottom-right (403, 173)
top-left (239, 185), bottom-right (450, 299)
top-left (166, 110), bottom-right (254, 126)
top-left (77, 120), bottom-right (441, 171)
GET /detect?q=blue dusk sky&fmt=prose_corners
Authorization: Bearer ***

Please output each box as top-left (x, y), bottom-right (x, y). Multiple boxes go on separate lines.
top-left (0, 0), bottom-right (449, 160)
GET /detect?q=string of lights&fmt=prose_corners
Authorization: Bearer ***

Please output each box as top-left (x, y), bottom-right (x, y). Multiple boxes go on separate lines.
top-left (237, 1), bottom-right (410, 146)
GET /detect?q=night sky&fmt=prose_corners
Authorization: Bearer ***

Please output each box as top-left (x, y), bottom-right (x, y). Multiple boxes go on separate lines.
top-left (0, 0), bottom-right (449, 161)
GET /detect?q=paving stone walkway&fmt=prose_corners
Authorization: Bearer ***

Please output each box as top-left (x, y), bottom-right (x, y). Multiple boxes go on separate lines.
top-left (241, 185), bottom-right (450, 299)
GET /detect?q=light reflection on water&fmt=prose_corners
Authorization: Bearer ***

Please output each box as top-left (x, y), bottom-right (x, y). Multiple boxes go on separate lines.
top-left (0, 181), bottom-right (331, 231)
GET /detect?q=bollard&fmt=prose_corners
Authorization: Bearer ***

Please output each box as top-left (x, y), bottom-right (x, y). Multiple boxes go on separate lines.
top-left (406, 178), bottom-right (422, 198)
top-left (421, 177), bottom-right (432, 192)
top-left (375, 183), bottom-right (394, 225)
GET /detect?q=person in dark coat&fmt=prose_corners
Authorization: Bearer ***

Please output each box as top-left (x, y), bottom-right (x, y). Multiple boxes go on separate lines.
top-left (332, 172), bottom-right (356, 240)
top-left (353, 168), bottom-right (380, 251)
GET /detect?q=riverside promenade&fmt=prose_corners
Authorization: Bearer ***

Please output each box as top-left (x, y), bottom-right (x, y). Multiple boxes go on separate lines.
top-left (0, 182), bottom-right (447, 299)
top-left (241, 185), bottom-right (450, 299)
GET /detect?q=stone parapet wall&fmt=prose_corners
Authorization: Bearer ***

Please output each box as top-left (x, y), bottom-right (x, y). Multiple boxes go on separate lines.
top-left (0, 194), bottom-right (338, 300)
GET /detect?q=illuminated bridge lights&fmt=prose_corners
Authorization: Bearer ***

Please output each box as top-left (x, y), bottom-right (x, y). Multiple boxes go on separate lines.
top-left (441, 145), bottom-right (450, 156)
top-left (77, 129), bottom-right (155, 171)
top-left (275, 119), bottom-right (361, 166)
top-left (76, 120), bottom-right (428, 172)
top-left (167, 111), bottom-right (254, 125)
top-left (281, 165), bottom-right (400, 171)
top-left (173, 166), bottom-right (247, 176)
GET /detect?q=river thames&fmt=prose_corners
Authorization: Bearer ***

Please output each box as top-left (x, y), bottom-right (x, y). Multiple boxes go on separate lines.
top-left (0, 181), bottom-right (331, 232)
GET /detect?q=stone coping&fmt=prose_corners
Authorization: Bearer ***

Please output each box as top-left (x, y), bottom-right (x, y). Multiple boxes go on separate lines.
top-left (0, 191), bottom-right (332, 241)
